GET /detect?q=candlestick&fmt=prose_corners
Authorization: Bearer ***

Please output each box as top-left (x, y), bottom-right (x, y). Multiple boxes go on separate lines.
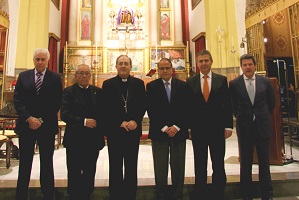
top-left (205, 39), bottom-right (208, 50)
top-left (95, 42), bottom-right (98, 62)
top-left (186, 41), bottom-right (189, 63)
top-left (65, 41), bottom-right (68, 63)
top-left (155, 41), bottom-right (158, 62)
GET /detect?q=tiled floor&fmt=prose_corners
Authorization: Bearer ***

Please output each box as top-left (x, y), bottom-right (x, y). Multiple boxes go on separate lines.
top-left (0, 131), bottom-right (299, 189)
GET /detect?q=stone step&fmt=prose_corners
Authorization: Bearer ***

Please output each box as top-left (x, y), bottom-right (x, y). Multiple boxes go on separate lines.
top-left (1, 178), bottom-right (298, 200)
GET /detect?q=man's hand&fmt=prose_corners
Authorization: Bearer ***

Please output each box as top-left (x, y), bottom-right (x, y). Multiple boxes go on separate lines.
top-left (165, 126), bottom-right (178, 137)
top-left (86, 118), bottom-right (97, 128)
top-left (120, 120), bottom-right (137, 131)
top-left (224, 130), bottom-right (232, 139)
top-left (27, 117), bottom-right (42, 130)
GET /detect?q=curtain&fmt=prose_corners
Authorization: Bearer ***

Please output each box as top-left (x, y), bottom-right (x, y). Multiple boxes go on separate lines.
top-left (48, 36), bottom-right (58, 72)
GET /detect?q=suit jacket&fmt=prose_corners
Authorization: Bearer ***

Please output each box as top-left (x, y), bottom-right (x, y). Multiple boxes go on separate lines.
top-left (229, 74), bottom-right (275, 139)
top-left (101, 75), bottom-right (146, 139)
top-left (186, 72), bottom-right (233, 138)
top-left (14, 68), bottom-right (62, 135)
top-left (146, 78), bottom-right (189, 143)
top-left (61, 83), bottom-right (105, 150)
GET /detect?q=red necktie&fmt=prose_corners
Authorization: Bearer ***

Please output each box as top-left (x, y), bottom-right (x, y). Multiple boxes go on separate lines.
top-left (203, 75), bottom-right (209, 102)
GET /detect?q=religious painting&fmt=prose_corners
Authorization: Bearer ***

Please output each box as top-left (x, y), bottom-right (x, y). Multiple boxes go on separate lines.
top-left (107, 49), bottom-right (145, 73)
top-left (82, 0), bottom-right (92, 8)
top-left (66, 48), bottom-right (103, 72)
top-left (191, 0), bottom-right (202, 10)
top-left (80, 11), bottom-right (91, 40)
top-left (160, 11), bottom-right (171, 40)
top-left (160, 0), bottom-right (169, 8)
top-left (150, 47), bottom-right (186, 71)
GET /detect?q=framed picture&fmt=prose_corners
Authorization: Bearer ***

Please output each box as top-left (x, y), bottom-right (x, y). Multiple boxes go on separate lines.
top-left (66, 47), bottom-right (102, 72)
top-left (160, 11), bottom-right (171, 40)
top-left (160, 0), bottom-right (169, 8)
top-left (150, 47), bottom-right (186, 71)
top-left (107, 49), bottom-right (145, 73)
top-left (80, 11), bottom-right (91, 40)
top-left (191, 0), bottom-right (202, 10)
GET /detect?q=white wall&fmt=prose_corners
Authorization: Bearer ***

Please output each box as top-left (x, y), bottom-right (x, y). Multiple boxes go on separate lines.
top-left (49, 0), bottom-right (62, 69)
top-left (6, 0), bottom-right (20, 77)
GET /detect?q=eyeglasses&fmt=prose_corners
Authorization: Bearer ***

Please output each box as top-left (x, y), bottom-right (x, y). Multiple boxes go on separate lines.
top-left (158, 67), bottom-right (172, 71)
top-left (76, 71), bottom-right (91, 76)
top-left (118, 62), bottom-right (129, 66)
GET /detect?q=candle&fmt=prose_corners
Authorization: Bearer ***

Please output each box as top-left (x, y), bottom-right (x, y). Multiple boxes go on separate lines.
top-left (205, 39), bottom-right (208, 50)
top-left (155, 41), bottom-right (158, 62)
top-left (65, 41), bottom-right (68, 62)
top-left (186, 41), bottom-right (189, 63)
top-left (95, 42), bottom-right (98, 62)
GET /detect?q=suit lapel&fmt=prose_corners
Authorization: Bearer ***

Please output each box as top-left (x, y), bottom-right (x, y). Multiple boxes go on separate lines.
top-left (239, 74), bottom-right (252, 103)
top-left (29, 69), bottom-right (36, 92)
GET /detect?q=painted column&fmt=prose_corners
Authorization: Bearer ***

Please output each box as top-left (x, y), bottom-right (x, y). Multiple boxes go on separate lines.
top-left (68, 0), bottom-right (77, 45)
top-left (173, 0), bottom-right (183, 45)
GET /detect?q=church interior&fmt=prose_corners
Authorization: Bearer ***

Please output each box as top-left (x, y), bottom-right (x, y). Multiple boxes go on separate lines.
top-left (0, 0), bottom-right (299, 199)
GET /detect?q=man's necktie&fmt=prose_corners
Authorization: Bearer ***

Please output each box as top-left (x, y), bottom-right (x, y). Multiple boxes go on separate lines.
top-left (203, 75), bottom-right (209, 102)
top-left (35, 72), bottom-right (43, 95)
top-left (165, 81), bottom-right (171, 102)
top-left (247, 78), bottom-right (254, 104)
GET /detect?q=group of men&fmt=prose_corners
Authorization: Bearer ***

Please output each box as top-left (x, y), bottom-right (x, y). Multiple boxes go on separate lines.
top-left (13, 48), bottom-right (275, 200)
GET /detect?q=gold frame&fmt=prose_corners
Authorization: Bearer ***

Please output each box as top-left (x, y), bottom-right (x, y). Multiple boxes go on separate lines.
top-left (149, 47), bottom-right (186, 71)
top-left (107, 49), bottom-right (145, 73)
top-left (65, 46), bottom-right (102, 73)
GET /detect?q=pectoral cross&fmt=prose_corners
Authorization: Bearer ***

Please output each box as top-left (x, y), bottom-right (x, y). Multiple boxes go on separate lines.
top-left (122, 90), bottom-right (128, 113)
top-left (124, 101), bottom-right (127, 113)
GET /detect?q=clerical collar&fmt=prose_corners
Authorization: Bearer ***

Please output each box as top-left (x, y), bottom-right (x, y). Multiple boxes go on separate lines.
top-left (117, 75), bottom-right (130, 83)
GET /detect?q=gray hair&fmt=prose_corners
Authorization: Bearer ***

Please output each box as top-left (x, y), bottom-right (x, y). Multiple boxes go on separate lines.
top-left (75, 64), bottom-right (91, 72)
top-left (33, 48), bottom-right (50, 60)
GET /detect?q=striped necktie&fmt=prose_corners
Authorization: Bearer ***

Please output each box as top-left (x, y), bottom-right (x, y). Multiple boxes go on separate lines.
top-left (35, 72), bottom-right (43, 95)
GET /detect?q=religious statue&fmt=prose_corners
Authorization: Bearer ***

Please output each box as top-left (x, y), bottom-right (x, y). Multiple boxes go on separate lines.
top-left (117, 6), bottom-right (135, 25)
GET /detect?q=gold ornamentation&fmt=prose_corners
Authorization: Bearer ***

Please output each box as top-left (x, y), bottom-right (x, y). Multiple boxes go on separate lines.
top-left (273, 11), bottom-right (285, 25)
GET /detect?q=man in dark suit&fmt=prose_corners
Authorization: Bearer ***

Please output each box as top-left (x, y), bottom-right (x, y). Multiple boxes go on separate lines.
top-left (146, 58), bottom-right (189, 200)
top-left (229, 54), bottom-right (275, 200)
top-left (13, 48), bottom-right (62, 200)
top-left (101, 55), bottom-right (146, 200)
top-left (186, 50), bottom-right (233, 200)
top-left (61, 64), bottom-right (105, 200)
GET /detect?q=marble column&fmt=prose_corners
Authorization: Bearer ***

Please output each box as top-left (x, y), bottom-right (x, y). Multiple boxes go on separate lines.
top-left (68, 0), bottom-right (78, 45)
top-left (173, 0), bottom-right (183, 45)
top-left (94, 0), bottom-right (101, 45)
